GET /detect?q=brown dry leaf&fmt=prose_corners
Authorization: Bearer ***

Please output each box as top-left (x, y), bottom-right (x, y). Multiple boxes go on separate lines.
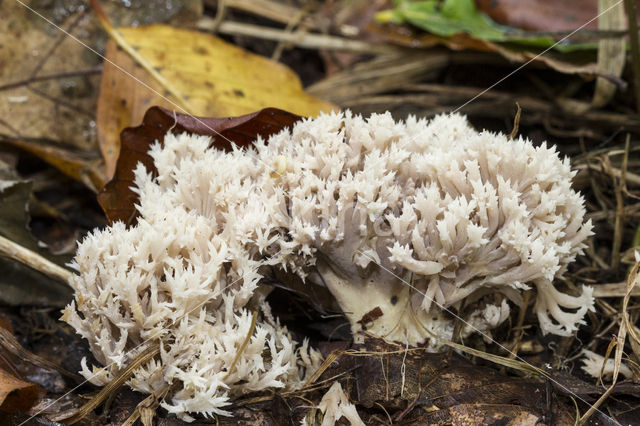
top-left (0, 317), bottom-right (12, 334)
top-left (475, 0), bottom-right (637, 32)
top-left (98, 106), bottom-right (302, 225)
top-left (0, 367), bottom-right (39, 414)
top-left (96, 24), bottom-right (336, 179)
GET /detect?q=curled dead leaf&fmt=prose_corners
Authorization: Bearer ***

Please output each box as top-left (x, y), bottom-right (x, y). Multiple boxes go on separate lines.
top-left (97, 106), bottom-right (303, 225)
top-left (0, 368), bottom-right (39, 414)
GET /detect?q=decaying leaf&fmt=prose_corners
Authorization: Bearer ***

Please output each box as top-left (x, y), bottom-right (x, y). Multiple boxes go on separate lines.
top-left (98, 106), bottom-right (303, 225)
top-left (0, 317), bottom-right (12, 334)
top-left (96, 23), bottom-right (336, 178)
top-left (0, 368), bottom-right (39, 414)
top-left (367, 22), bottom-right (600, 76)
top-left (0, 162), bottom-right (71, 306)
top-left (0, 136), bottom-right (106, 193)
top-left (0, 323), bottom-right (43, 417)
top-left (475, 0), bottom-right (637, 32)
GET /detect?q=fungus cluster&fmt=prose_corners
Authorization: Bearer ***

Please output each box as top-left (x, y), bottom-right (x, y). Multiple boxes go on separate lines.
top-left (64, 111), bottom-right (593, 419)
top-left (62, 132), bottom-right (322, 418)
top-left (239, 112), bottom-right (593, 344)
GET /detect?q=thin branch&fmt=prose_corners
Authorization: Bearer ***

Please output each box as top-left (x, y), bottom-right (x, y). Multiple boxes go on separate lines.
top-left (0, 67), bottom-right (102, 92)
top-left (0, 328), bottom-right (83, 381)
top-left (271, 7), bottom-right (309, 61)
top-left (223, 311), bottom-right (258, 381)
top-left (205, 0), bottom-right (303, 26)
top-left (27, 85), bottom-right (95, 118)
top-left (65, 344), bottom-right (161, 425)
top-left (0, 234), bottom-right (73, 285)
top-left (196, 19), bottom-right (398, 54)
top-left (207, 0), bottom-right (227, 33)
top-left (30, 7), bottom-right (88, 78)
top-left (0, 118), bottom-right (22, 137)
top-left (612, 136), bottom-right (630, 269)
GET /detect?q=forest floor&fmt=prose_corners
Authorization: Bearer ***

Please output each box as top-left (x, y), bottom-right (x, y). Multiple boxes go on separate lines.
top-left (0, 1), bottom-right (639, 425)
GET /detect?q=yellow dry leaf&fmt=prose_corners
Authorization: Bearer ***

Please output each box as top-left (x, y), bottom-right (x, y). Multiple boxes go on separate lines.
top-left (118, 25), bottom-right (336, 116)
top-left (97, 25), bottom-right (336, 178)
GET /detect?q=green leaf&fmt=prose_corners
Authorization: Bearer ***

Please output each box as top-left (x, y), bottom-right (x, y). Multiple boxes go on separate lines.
top-left (382, 0), bottom-right (507, 41)
top-left (376, 0), bottom-right (594, 51)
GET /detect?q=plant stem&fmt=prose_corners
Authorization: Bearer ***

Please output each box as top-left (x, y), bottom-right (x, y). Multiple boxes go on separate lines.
top-left (0, 234), bottom-right (73, 284)
top-left (624, 0), bottom-right (640, 115)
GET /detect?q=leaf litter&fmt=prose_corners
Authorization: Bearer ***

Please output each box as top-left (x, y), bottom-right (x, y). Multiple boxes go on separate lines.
top-left (1, 0), bottom-right (640, 425)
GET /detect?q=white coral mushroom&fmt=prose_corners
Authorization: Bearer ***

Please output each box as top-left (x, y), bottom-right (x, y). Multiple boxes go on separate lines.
top-left (580, 349), bottom-right (633, 380)
top-left (303, 381), bottom-right (365, 426)
top-left (63, 133), bottom-right (321, 420)
top-left (233, 111), bottom-right (594, 345)
top-left (65, 110), bottom-right (594, 420)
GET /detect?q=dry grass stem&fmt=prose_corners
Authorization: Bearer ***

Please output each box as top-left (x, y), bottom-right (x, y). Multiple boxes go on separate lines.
top-left (196, 19), bottom-right (397, 54)
top-left (65, 344), bottom-right (161, 424)
top-left (0, 234), bottom-right (73, 285)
